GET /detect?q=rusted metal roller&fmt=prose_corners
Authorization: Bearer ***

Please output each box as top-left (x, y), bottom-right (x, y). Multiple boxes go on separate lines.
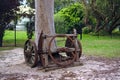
top-left (48, 34), bottom-right (77, 67)
top-left (77, 40), bottom-right (82, 57)
top-left (24, 39), bottom-right (38, 68)
top-left (65, 37), bottom-right (82, 58)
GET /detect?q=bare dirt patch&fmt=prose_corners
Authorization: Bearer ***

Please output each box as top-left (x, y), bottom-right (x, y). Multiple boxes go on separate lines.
top-left (0, 48), bottom-right (120, 80)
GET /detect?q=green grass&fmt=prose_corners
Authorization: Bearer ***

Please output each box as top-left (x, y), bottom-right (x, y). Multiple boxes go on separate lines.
top-left (1, 30), bottom-right (120, 58)
top-left (80, 34), bottom-right (120, 58)
top-left (0, 30), bottom-right (28, 51)
top-left (3, 30), bottom-right (28, 47)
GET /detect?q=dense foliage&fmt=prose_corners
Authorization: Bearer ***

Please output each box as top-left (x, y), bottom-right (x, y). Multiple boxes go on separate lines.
top-left (0, 0), bottom-right (19, 47)
top-left (54, 3), bottom-right (85, 33)
top-left (54, 0), bottom-right (82, 13)
top-left (82, 0), bottom-right (120, 35)
top-left (54, 0), bottom-right (120, 35)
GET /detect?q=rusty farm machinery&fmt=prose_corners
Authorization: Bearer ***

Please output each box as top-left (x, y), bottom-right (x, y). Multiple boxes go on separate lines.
top-left (24, 30), bottom-right (82, 71)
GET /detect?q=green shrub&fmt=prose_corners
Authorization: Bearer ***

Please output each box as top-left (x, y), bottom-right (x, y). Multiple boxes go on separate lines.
top-left (54, 3), bottom-right (85, 33)
top-left (82, 27), bottom-right (92, 34)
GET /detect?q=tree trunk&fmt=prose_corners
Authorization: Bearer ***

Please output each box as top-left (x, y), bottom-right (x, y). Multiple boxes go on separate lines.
top-left (35, 0), bottom-right (56, 50)
top-left (0, 26), bottom-right (5, 47)
top-left (0, 32), bottom-right (3, 47)
top-left (108, 16), bottom-right (120, 35)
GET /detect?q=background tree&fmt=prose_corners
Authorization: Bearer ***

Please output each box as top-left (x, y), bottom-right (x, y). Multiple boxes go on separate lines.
top-left (54, 3), bottom-right (85, 33)
top-left (82, 0), bottom-right (120, 35)
top-left (19, 0), bottom-right (35, 39)
top-left (54, 0), bottom-right (77, 13)
top-left (0, 0), bottom-right (19, 47)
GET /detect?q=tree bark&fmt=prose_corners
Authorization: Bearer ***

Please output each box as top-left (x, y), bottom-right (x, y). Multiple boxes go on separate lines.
top-left (109, 16), bottom-right (120, 34)
top-left (0, 26), bottom-right (5, 47)
top-left (35, 0), bottom-right (56, 50)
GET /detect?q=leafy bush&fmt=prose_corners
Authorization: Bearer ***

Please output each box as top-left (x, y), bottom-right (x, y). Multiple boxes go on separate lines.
top-left (54, 14), bottom-right (66, 33)
top-left (82, 27), bottom-right (92, 34)
top-left (54, 3), bottom-right (85, 33)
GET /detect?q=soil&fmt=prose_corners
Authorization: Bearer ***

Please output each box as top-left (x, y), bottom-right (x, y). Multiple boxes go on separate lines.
top-left (0, 48), bottom-right (120, 80)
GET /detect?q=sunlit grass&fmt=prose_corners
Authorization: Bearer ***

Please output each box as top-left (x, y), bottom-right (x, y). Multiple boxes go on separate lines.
top-left (3, 30), bottom-right (28, 47)
top-left (80, 34), bottom-right (120, 58)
